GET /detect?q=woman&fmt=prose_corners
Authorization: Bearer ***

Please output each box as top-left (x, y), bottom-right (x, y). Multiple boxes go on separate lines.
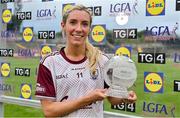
top-left (35, 5), bottom-right (137, 117)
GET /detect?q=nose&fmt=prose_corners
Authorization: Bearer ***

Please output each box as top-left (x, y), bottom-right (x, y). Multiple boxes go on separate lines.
top-left (75, 23), bottom-right (83, 32)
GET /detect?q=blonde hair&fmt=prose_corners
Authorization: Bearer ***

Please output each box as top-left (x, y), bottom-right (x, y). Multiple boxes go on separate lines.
top-left (62, 4), bottom-right (101, 74)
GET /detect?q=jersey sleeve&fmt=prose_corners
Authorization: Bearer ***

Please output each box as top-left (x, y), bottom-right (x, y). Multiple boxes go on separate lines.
top-left (35, 63), bottom-right (56, 100)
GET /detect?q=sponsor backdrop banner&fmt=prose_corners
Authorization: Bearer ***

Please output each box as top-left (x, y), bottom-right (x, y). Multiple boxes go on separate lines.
top-left (0, 0), bottom-right (180, 117)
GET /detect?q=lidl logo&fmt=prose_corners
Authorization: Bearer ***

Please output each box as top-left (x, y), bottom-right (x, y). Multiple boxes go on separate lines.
top-left (146, 0), bottom-right (165, 16)
top-left (20, 83), bottom-right (32, 99)
top-left (40, 45), bottom-right (52, 59)
top-left (2, 9), bottom-right (12, 23)
top-left (0, 62), bottom-right (10, 77)
top-left (144, 72), bottom-right (163, 93)
top-left (115, 46), bottom-right (132, 58)
top-left (22, 27), bottom-right (33, 42)
top-left (90, 25), bottom-right (106, 44)
top-left (62, 3), bottom-right (75, 15)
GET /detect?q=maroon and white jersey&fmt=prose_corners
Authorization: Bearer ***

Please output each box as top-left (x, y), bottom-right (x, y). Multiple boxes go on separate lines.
top-left (35, 47), bottom-right (109, 117)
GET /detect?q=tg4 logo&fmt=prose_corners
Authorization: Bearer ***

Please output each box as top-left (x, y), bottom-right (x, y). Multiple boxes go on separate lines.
top-left (138, 53), bottom-right (165, 64)
top-left (112, 102), bottom-right (136, 112)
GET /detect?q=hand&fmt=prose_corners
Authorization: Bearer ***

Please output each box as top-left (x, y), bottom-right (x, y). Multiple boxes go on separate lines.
top-left (85, 89), bottom-right (107, 103)
top-left (127, 91), bottom-right (137, 103)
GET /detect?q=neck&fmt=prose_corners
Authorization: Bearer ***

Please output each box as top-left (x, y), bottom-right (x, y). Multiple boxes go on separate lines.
top-left (64, 45), bottom-right (86, 61)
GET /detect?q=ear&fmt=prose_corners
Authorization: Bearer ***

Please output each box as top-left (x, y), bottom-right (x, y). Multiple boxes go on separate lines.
top-left (61, 22), bottom-right (65, 29)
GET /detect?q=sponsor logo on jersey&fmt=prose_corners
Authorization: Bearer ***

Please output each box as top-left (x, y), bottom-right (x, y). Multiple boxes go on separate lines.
top-left (71, 67), bottom-right (85, 70)
top-left (36, 83), bottom-right (46, 93)
top-left (56, 74), bottom-right (68, 79)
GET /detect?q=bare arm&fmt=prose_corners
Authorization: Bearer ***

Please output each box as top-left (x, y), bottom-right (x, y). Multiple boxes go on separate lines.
top-left (41, 89), bottom-right (107, 117)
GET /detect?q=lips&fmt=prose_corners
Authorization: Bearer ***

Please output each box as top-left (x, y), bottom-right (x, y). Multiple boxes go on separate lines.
top-left (72, 34), bottom-right (84, 38)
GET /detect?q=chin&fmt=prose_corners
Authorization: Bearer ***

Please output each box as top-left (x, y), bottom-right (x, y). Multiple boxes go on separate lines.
top-left (72, 42), bottom-right (83, 47)
top-left (73, 40), bottom-right (85, 46)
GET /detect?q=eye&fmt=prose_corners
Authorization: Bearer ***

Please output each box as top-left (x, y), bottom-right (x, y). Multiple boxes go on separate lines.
top-left (82, 22), bottom-right (89, 27)
top-left (70, 21), bottom-right (76, 25)
top-left (69, 19), bottom-right (77, 25)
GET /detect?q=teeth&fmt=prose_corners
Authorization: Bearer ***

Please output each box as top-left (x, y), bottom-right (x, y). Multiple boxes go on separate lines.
top-left (73, 35), bottom-right (82, 38)
top-left (74, 35), bottom-right (81, 37)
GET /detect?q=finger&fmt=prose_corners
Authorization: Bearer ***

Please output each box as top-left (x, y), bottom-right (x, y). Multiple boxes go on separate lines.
top-left (99, 89), bottom-right (108, 93)
top-left (128, 91), bottom-right (137, 99)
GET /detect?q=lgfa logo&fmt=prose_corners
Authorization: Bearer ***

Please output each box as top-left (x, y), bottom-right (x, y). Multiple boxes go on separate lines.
top-left (91, 25), bottom-right (106, 44)
top-left (146, 0), bottom-right (165, 16)
top-left (37, 7), bottom-right (56, 19)
top-left (62, 3), bottom-right (75, 15)
top-left (22, 27), bottom-right (33, 42)
top-left (0, 62), bottom-right (10, 77)
top-left (144, 72), bottom-right (163, 93)
top-left (115, 46), bottom-right (132, 58)
top-left (40, 45), bottom-right (52, 59)
top-left (20, 83), bottom-right (32, 99)
top-left (2, 9), bottom-right (12, 23)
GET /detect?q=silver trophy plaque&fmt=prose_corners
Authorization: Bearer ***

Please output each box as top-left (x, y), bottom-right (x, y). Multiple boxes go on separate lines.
top-left (104, 56), bottom-right (137, 98)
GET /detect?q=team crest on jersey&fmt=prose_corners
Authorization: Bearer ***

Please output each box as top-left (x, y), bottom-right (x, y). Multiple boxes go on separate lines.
top-left (90, 69), bottom-right (99, 80)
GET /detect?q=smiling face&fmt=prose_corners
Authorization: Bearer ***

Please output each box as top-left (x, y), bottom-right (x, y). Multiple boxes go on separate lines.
top-left (61, 10), bottom-right (91, 47)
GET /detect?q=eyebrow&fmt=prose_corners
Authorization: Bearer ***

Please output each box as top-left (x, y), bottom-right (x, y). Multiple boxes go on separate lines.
top-left (68, 18), bottom-right (90, 23)
top-left (69, 19), bottom-right (89, 22)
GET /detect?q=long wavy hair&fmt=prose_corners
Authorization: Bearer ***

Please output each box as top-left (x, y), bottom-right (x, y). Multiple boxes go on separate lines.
top-left (62, 5), bottom-right (101, 74)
